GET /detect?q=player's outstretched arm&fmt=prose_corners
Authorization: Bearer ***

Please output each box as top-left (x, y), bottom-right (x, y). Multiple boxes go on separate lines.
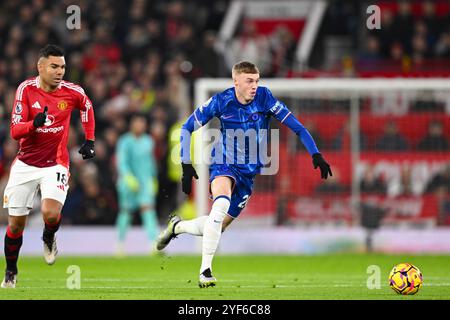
top-left (266, 88), bottom-right (332, 179)
top-left (273, 106), bottom-right (332, 179)
top-left (179, 95), bottom-right (219, 194)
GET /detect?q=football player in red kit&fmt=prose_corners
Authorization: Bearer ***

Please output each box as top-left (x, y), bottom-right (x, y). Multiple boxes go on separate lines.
top-left (2, 44), bottom-right (96, 288)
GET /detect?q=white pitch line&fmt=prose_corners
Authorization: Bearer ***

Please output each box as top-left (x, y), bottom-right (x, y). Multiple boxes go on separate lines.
top-left (4, 285), bottom-right (450, 291)
top-left (7, 281), bottom-right (450, 290)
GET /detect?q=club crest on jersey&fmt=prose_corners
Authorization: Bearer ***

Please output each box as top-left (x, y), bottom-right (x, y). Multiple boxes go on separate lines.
top-left (57, 101), bottom-right (68, 111)
top-left (249, 112), bottom-right (261, 122)
top-left (15, 102), bottom-right (22, 114)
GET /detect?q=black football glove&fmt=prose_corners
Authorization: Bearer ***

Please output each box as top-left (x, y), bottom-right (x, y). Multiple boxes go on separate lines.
top-left (181, 163), bottom-right (198, 195)
top-left (78, 140), bottom-right (95, 160)
top-left (33, 106), bottom-right (48, 127)
top-left (312, 153), bottom-right (332, 179)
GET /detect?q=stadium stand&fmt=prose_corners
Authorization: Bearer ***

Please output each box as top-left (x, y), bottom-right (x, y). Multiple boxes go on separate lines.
top-left (0, 0), bottom-right (448, 231)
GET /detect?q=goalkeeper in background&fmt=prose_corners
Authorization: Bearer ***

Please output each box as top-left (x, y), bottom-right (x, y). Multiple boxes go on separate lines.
top-left (156, 61), bottom-right (332, 287)
top-left (115, 113), bottom-right (159, 255)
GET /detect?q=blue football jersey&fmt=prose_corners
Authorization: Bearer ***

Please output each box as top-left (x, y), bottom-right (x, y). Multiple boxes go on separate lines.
top-left (181, 86), bottom-right (319, 176)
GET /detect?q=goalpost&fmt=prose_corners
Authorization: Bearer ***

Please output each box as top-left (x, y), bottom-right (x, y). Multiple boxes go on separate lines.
top-left (193, 78), bottom-right (450, 228)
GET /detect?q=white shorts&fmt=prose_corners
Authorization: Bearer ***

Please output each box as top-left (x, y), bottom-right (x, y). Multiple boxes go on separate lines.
top-left (3, 159), bottom-right (70, 216)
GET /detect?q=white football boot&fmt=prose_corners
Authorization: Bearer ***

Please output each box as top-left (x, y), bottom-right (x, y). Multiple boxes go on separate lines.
top-left (43, 236), bottom-right (58, 265)
top-left (1, 271), bottom-right (17, 288)
top-left (199, 268), bottom-right (217, 288)
top-left (156, 215), bottom-right (181, 250)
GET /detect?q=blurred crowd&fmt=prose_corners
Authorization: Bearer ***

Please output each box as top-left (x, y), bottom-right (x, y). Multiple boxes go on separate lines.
top-left (299, 118), bottom-right (449, 152)
top-left (0, 0), bottom-right (232, 225)
top-left (0, 0), bottom-right (306, 226)
top-left (361, 0), bottom-right (450, 64)
top-left (0, 0), bottom-right (449, 227)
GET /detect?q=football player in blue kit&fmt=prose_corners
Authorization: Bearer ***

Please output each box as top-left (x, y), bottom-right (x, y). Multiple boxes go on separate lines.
top-left (156, 61), bottom-right (332, 287)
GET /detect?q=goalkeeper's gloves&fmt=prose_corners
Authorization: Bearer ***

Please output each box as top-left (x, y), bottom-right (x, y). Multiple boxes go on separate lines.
top-left (78, 140), bottom-right (95, 160)
top-left (312, 153), bottom-right (332, 179)
top-left (181, 163), bottom-right (198, 195)
top-left (33, 106), bottom-right (48, 127)
top-left (124, 174), bottom-right (140, 192)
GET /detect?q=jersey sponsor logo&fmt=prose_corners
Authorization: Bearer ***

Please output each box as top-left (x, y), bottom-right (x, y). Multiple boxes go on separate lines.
top-left (12, 114), bottom-right (22, 125)
top-left (32, 101), bottom-right (42, 109)
top-left (44, 114), bottom-right (55, 126)
top-left (15, 102), bottom-right (23, 114)
top-left (222, 114), bottom-right (234, 120)
top-left (57, 100), bottom-right (68, 111)
top-left (35, 125), bottom-right (64, 134)
top-left (57, 185), bottom-right (66, 192)
top-left (3, 195), bottom-right (8, 205)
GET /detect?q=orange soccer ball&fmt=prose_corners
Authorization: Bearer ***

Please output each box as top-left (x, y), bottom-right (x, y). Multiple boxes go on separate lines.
top-left (389, 263), bottom-right (423, 295)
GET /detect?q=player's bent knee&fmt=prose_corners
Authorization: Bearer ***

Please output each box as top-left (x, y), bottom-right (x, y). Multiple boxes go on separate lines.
top-left (8, 216), bottom-right (27, 233)
top-left (211, 177), bottom-right (233, 198)
top-left (41, 200), bottom-right (62, 221)
top-left (41, 209), bottom-right (61, 224)
top-left (211, 196), bottom-right (231, 222)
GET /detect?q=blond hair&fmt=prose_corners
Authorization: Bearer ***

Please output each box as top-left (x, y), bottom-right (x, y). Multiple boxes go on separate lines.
top-left (232, 61), bottom-right (259, 78)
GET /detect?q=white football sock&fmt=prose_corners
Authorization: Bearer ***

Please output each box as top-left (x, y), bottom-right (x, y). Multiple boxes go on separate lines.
top-left (200, 196), bottom-right (230, 274)
top-left (174, 216), bottom-right (208, 236)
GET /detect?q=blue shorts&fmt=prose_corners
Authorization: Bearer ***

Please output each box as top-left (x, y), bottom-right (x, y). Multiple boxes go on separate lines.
top-left (209, 164), bottom-right (255, 218)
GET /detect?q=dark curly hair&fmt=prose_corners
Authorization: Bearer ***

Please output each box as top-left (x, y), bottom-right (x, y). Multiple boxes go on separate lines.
top-left (38, 44), bottom-right (65, 58)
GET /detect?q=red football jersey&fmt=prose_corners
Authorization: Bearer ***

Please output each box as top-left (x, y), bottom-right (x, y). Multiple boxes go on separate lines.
top-left (10, 76), bottom-right (95, 168)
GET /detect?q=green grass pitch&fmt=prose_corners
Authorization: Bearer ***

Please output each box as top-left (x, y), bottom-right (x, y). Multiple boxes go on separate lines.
top-left (1, 254), bottom-right (449, 300)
